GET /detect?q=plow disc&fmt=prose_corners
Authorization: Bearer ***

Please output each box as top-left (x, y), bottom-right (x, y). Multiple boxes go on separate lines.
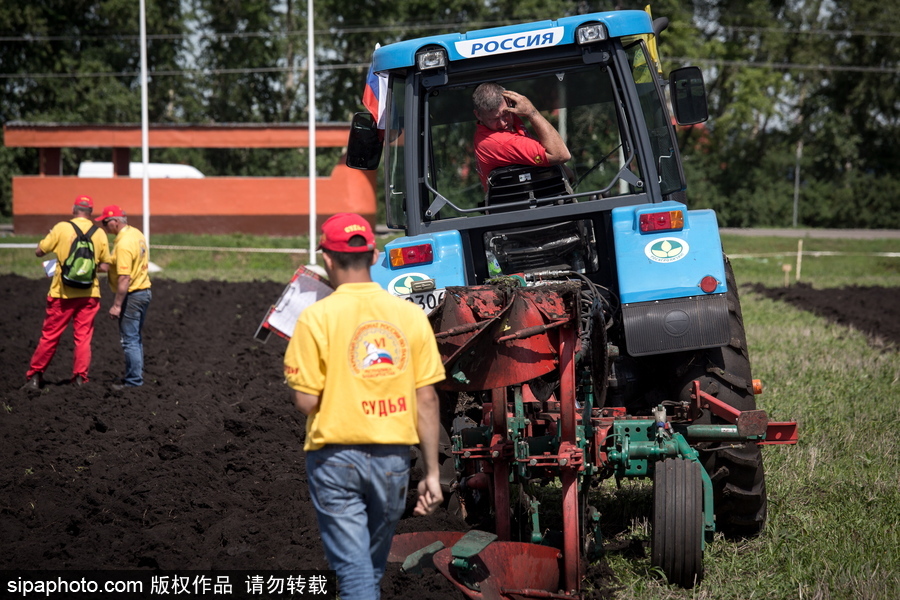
top-left (391, 532), bottom-right (564, 600)
top-left (433, 541), bottom-right (563, 600)
top-left (432, 283), bottom-right (581, 391)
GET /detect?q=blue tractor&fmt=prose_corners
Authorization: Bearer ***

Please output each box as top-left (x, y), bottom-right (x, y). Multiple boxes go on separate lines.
top-left (346, 8), bottom-right (796, 596)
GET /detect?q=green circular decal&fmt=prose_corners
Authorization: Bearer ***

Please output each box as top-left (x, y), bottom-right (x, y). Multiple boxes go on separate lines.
top-left (388, 272), bottom-right (430, 295)
top-left (645, 238), bottom-right (689, 263)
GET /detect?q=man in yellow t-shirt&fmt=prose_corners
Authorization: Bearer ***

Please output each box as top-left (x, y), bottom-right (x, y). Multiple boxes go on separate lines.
top-left (283, 213), bottom-right (445, 600)
top-left (23, 195), bottom-right (111, 389)
top-left (96, 205), bottom-right (152, 390)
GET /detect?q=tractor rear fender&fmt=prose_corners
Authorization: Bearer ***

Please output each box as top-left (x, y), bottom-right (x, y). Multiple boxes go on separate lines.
top-left (612, 201), bottom-right (730, 356)
top-left (612, 200), bottom-right (726, 303)
top-left (370, 230), bottom-right (467, 304)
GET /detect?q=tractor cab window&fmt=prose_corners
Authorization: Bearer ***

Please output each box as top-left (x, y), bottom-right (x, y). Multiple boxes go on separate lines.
top-left (384, 75), bottom-right (408, 230)
top-left (423, 65), bottom-right (639, 220)
top-left (625, 41), bottom-right (684, 197)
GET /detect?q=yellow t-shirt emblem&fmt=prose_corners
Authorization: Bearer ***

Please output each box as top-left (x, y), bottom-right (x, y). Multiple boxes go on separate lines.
top-left (350, 321), bottom-right (409, 378)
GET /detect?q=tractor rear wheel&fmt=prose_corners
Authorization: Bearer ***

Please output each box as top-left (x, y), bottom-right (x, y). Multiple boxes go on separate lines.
top-left (652, 458), bottom-right (704, 588)
top-left (677, 257), bottom-right (767, 537)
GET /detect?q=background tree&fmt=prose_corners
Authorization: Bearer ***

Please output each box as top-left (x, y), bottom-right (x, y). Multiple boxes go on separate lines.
top-left (0, 0), bottom-right (189, 213)
top-left (1, 0), bottom-right (898, 227)
top-left (677, 0), bottom-right (899, 227)
top-left (187, 0), bottom-right (305, 176)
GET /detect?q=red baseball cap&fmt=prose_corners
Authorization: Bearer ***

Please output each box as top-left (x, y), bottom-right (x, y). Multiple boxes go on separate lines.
top-left (74, 195), bottom-right (93, 210)
top-left (318, 213), bottom-right (375, 253)
top-left (95, 205), bottom-right (126, 221)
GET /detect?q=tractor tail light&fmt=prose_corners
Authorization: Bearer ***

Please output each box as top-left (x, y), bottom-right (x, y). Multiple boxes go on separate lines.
top-left (639, 210), bottom-right (684, 232)
top-left (390, 244), bottom-right (434, 268)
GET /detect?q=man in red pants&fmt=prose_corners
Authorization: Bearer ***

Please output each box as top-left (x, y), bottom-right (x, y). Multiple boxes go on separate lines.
top-left (22, 195), bottom-right (111, 390)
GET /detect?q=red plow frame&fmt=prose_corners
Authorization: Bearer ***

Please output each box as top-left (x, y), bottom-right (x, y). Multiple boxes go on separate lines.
top-left (391, 283), bottom-right (797, 599)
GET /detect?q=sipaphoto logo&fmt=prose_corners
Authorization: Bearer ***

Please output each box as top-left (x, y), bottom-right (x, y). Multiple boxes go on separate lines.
top-left (645, 238), bottom-right (689, 263)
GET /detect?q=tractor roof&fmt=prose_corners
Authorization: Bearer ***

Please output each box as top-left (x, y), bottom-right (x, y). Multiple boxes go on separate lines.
top-left (372, 10), bottom-right (653, 73)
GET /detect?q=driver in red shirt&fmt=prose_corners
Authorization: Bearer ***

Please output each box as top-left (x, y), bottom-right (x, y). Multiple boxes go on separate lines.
top-left (472, 82), bottom-right (572, 190)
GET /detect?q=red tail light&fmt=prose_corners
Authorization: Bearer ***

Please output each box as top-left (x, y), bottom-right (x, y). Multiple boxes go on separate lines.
top-left (639, 210), bottom-right (684, 232)
top-left (389, 244), bottom-right (434, 267)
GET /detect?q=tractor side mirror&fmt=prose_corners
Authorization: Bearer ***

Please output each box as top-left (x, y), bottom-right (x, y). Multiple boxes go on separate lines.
top-left (669, 66), bottom-right (709, 126)
top-left (346, 112), bottom-right (383, 170)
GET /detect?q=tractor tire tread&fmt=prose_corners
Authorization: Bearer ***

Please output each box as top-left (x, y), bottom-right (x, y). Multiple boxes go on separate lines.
top-left (674, 258), bottom-right (768, 538)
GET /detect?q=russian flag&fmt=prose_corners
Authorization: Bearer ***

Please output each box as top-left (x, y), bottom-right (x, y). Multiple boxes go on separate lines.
top-left (362, 49), bottom-right (388, 129)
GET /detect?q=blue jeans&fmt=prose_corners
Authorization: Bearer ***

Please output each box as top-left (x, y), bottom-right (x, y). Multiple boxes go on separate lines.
top-left (306, 444), bottom-right (410, 600)
top-left (119, 289), bottom-right (151, 386)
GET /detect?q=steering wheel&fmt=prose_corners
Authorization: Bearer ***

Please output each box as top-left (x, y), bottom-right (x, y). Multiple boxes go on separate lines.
top-left (573, 143), bottom-right (623, 189)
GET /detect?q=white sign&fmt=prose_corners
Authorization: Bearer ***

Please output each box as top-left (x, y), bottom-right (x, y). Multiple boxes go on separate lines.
top-left (400, 289), bottom-right (446, 315)
top-left (260, 266), bottom-right (333, 340)
top-left (456, 27), bottom-right (565, 59)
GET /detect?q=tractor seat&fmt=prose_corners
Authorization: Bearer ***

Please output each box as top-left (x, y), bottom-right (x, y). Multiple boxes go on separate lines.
top-left (485, 164), bottom-right (573, 213)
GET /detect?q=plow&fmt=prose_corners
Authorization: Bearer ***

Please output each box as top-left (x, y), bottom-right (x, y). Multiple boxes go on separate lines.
top-left (390, 282), bottom-right (797, 597)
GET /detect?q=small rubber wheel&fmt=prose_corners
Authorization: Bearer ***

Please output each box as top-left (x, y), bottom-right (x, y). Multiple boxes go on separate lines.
top-left (651, 458), bottom-right (704, 588)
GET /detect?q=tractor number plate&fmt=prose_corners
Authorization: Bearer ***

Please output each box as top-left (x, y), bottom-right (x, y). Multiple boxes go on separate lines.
top-left (401, 289), bottom-right (446, 315)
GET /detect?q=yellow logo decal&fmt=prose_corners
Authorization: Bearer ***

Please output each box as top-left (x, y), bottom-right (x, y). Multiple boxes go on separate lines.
top-left (349, 321), bottom-right (409, 378)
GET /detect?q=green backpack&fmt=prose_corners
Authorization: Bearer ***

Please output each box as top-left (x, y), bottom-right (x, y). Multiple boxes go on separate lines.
top-left (60, 221), bottom-right (99, 289)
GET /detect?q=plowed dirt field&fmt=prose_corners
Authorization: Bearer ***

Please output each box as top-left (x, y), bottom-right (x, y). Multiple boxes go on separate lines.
top-left (1, 274), bottom-right (895, 598)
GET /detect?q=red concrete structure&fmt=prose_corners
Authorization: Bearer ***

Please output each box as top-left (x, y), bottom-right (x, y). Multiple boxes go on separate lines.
top-left (4, 123), bottom-right (377, 236)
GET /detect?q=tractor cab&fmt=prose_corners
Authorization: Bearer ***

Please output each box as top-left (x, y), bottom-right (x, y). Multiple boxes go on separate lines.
top-left (348, 14), bottom-right (709, 294)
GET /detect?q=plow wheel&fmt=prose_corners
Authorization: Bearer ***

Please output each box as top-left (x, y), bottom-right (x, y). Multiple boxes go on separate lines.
top-left (651, 458), bottom-right (704, 588)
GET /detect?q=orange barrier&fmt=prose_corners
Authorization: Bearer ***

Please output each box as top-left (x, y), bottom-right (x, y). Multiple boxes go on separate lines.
top-left (4, 123), bottom-right (354, 150)
top-left (5, 123), bottom-right (377, 235)
top-left (13, 164), bottom-right (376, 236)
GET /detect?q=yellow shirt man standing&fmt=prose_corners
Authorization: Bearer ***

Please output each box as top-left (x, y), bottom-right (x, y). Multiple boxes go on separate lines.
top-left (283, 213), bottom-right (445, 600)
top-left (96, 205), bottom-right (152, 390)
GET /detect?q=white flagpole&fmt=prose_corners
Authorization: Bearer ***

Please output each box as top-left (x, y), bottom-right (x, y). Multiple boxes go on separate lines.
top-left (307, 0), bottom-right (317, 265)
top-left (139, 0), bottom-right (150, 242)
